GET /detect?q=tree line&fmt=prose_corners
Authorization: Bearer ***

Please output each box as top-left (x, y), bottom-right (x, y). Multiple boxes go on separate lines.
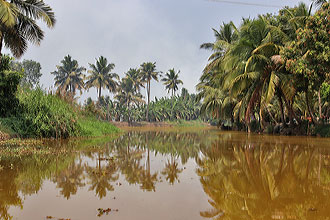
top-left (50, 55), bottom-right (194, 123)
top-left (197, 0), bottom-right (330, 134)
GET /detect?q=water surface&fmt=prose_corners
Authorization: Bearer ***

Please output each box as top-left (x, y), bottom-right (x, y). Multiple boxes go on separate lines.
top-left (0, 128), bottom-right (329, 220)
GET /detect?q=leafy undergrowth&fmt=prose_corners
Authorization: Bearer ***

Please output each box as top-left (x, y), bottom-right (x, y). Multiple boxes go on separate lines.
top-left (77, 117), bottom-right (121, 137)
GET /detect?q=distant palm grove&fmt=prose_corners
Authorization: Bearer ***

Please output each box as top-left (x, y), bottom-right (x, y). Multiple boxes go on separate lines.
top-left (49, 54), bottom-right (200, 124)
top-left (197, 0), bottom-right (330, 135)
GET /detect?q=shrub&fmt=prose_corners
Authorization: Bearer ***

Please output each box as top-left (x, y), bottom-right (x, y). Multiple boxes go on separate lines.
top-left (315, 124), bottom-right (330, 137)
top-left (0, 56), bottom-right (22, 117)
top-left (10, 88), bottom-right (80, 138)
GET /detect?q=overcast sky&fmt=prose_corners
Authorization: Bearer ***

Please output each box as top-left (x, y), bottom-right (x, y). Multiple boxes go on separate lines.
top-left (14, 0), bottom-right (311, 102)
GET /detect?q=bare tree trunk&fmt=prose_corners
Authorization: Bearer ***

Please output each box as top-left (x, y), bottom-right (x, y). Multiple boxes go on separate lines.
top-left (318, 88), bottom-right (322, 122)
top-left (305, 89), bottom-right (315, 124)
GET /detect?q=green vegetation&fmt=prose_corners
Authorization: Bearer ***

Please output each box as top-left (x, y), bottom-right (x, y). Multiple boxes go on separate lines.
top-left (78, 116), bottom-right (120, 137)
top-left (0, 0), bottom-right (55, 58)
top-left (94, 88), bottom-right (201, 123)
top-left (0, 56), bottom-right (22, 117)
top-left (86, 56), bottom-right (119, 99)
top-left (198, 1), bottom-right (330, 136)
top-left (162, 68), bottom-right (183, 97)
top-left (51, 55), bottom-right (86, 95)
top-left (0, 87), bottom-right (120, 138)
top-left (140, 62), bottom-right (160, 122)
top-left (2, 88), bottom-right (80, 138)
top-left (10, 59), bottom-right (42, 87)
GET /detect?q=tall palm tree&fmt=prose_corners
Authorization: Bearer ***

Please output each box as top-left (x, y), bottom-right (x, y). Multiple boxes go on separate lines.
top-left (200, 21), bottom-right (238, 74)
top-left (51, 55), bottom-right (86, 95)
top-left (161, 68), bottom-right (183, 97)
top-left (86, 56), bottom-right (119, 100)
top-left (140, 62), bottom-right (159, 121)
top-left (126, 68), bottom-right (144, 93)
top-left (115, 76), bottom-right (144, 124)
top-left (0, 0), bottom-right (56, 59)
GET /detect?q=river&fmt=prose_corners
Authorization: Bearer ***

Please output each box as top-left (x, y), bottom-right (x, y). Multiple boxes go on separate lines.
top-left (0, 127), bottom-right (329, 220)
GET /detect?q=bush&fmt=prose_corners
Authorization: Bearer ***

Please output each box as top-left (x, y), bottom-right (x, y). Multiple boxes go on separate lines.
top-left (0, 56), bottom-right (22, 117)
top-left (9, 88), bottom-right (80, 138)
top-left (315, 124), bottom-right (330, 137)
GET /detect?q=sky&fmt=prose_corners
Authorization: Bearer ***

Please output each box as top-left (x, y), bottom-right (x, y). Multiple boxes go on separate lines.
top-left (13, 0), bottom-right (311, 103)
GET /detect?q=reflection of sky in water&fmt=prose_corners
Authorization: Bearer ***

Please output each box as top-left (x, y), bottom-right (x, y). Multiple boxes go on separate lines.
top-left (8, 152), bottom-right (208, 220)
top-left (1, 129), bottom-right (330, 220)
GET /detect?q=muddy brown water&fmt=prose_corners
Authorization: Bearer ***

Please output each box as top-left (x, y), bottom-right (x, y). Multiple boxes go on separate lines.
top-left (0, 128), bottom-right (330, 220)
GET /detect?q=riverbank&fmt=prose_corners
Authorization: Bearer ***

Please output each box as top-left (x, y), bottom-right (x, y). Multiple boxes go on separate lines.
top-left (0, 116), bottom-right (120, 140)
top-left (112, 120), bottom-right (210, 128)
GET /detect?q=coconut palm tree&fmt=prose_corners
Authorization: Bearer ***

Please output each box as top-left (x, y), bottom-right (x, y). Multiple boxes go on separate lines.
top-left (51, 55), bottom-right (86, 95)
top-left (200, 21), bottom-right (238, 74)
top-left (86, 56), bottom-right (119, 100)
top-left (115, 76), bottom-right (144, 124)
top-left (0, 0), bottom-right (56, 59)
top-left (162, 68), bottom-right (183, 97)
top-left (126, 68), bottom-right (144, 93)
top-left (140, 62), bottom-right (159, 121)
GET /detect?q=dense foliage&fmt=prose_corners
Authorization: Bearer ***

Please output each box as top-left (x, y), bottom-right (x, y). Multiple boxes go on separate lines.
top-left (91, 88), bottom-right (201, 123)
top-left (1, 88), bottom-right (80, 138)
top-left (0, 0), bottom-right (55, 58)
top-left (0, 56), bottom-right (22, 117)
top-left (10, 59), bottom-right (42, 87)
top-left (198, 1), bottom-right (330, 134)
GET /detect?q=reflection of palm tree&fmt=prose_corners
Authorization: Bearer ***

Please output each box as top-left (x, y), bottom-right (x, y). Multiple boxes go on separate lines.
top-left (86, 154), bottom-right (119, 199)
top-left (139, 150), bottom-right (158, 191)
top-left (55, 162), bottom-right (85, 200)
top-left (161, 155), bottom-right (182, 185)
top-left (117, 143), bottom-right (144, 185)
top-left (197, 137), bottom-right (330, 220)
top-left (0, 168), bottom-right (22, 220)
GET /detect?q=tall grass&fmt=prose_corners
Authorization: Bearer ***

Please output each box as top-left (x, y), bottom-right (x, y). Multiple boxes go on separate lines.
top-left (0, 88), bottom-right (120, 138)
top-left (78, 116), bottom-right (120, 137)
top-left (2, 88), bottom-right (80, 138)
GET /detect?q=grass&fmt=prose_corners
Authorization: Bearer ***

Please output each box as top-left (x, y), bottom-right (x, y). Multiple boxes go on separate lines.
top-left (78, 116), bottom-right (121, 137)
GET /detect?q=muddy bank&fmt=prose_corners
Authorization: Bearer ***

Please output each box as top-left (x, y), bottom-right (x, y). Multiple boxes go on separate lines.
top-left (112, 121), bottom-right (210, 128)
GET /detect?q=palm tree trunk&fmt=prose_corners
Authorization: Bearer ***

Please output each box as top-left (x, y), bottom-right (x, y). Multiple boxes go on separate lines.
top-left (146, 81), bottom-right (150, 122)
top-left (0, 33), bottom-right (3, 66)
top-left (99, 84), bottom-right (102, 100)
top-left (278, 93), bottom-right (286, 126)
top-left (318, 88), bottom-right (322, 122)
top-left (127, 100), bottom-right (130, 125)
top-left (305, 88), bottom-right (315, 124)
